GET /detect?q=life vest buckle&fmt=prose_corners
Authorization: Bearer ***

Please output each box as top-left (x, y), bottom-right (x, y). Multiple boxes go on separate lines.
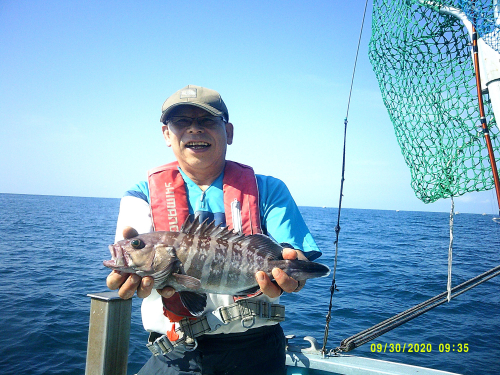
top-left (206, 307), bottom-right (229, 332)
top-left (147, 334), bottom-right (175, 356)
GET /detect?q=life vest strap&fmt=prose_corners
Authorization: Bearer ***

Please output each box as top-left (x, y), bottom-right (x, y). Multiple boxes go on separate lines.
top-left (146, 300), bottom-right (285, 356)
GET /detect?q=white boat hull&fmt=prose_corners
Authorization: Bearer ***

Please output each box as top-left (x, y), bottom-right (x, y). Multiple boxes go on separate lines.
top-left (285, 337), bottom-right (460, 375)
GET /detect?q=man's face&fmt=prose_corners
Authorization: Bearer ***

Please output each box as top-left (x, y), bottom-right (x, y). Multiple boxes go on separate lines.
top-left (162, 106), bottom-right (234, 173)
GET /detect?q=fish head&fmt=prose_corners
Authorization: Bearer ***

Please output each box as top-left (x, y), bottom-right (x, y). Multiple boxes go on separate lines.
top-left (103, 234), bottom-right (177, 277)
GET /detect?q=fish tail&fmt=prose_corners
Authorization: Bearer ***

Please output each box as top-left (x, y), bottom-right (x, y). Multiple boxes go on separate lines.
top-left (269, 260), bottom-right (330, 280)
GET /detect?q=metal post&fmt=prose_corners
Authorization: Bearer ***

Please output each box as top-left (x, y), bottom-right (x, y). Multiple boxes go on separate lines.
top-left (86, 291), bottom-right (132, 375)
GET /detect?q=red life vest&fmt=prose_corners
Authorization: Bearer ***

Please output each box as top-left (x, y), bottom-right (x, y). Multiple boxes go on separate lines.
top-left (148, 160), bottom-right (262, 235)
top-left (148, 160), bottom-right (262, 322)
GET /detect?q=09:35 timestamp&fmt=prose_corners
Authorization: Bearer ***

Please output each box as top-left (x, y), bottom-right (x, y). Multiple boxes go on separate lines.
top-left (439, 343), bottom-right (469, 352)
top-left (370, 343), bottom-right (469, 353)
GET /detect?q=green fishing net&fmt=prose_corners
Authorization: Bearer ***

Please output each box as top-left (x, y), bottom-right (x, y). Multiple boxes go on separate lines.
top-left (369, 0), bottom-right (500, 203)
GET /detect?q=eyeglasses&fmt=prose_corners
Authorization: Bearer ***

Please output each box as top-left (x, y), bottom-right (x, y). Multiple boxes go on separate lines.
top-left (167, 116), bottom-right (225, 128)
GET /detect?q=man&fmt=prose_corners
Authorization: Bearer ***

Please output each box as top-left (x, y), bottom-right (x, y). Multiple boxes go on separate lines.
top-left (107, 85), bottom-right (321, 374)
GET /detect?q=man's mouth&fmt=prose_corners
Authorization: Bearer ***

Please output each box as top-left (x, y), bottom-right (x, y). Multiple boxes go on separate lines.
top-left (185, 141), bottom-right (211, 150)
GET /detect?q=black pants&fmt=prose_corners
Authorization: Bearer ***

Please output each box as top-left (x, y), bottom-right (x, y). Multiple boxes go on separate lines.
top-left (138, 324), bottom-right (286, 375)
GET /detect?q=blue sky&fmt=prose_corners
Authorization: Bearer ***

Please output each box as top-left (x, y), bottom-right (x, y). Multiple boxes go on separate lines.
top-left (1, 0), bottom-right (499, 214)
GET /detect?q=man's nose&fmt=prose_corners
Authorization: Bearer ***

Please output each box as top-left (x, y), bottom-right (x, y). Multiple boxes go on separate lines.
top-left (187, 122), bottom-right (204, 133)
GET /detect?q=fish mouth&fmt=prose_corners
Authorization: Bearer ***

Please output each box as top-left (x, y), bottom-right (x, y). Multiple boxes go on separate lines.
top-left (103, 244), bottom-right (130, 269)
top-left (185, 141), bottom-right (211, 150)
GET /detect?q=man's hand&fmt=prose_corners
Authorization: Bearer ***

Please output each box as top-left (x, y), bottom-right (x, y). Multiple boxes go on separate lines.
top-left (106, 272), bottom-right (176, 299)
top-left (106, 271), bottom-right (155, 299)
top-left (256, 248), bottom-right (308, 298)
top-left (106, 226), bottom-right (176, 299)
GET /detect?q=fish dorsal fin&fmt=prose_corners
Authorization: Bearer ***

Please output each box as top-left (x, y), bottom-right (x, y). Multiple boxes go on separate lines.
top-left (218, 226), bottom-right (234, 239)
top-left (181, 218), bottom-right (223, 235)
top-left (209, 225), bottom-right (246, 242)
top-left (181, 219), bottom-right (260, 245)
top-left (241, 234), bottom-right (284, 260)
top-left (194, 218), bottom-right (214, 236)
top-left (180, 216), bottom-right (193, 233)
top-left (200, 220), bottom-right (216, 235)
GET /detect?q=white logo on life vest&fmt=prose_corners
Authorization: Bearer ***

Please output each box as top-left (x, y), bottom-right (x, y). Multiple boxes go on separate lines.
top-left (165, 182), bottom-right (179, 231)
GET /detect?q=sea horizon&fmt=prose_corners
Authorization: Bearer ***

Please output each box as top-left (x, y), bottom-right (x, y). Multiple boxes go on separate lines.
top-left (1, 191), bottom-right (495, 216)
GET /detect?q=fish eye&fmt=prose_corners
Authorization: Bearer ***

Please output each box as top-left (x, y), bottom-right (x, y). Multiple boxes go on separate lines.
top-left (130, 239), bottom-right (145, 249)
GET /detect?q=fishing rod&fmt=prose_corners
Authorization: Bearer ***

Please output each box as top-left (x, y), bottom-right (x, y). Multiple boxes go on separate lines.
top-left (471, 23), bottom-right (500, 218)
top-left (320, 0), bottom-right (370, 356)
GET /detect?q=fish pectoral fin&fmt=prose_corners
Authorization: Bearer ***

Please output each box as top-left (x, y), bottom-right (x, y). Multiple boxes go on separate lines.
top-left (172, 273), bottom-right (202, 290)
top-left (178, 291), bottom-right (207, 317)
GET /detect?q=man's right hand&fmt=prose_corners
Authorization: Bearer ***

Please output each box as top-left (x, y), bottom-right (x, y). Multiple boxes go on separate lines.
top-left (106, 271), bottom-right (177, 299)
top-left (106, 271), bottom-right (154, 299)
top-left (105, 226), bottom-right (176, 299)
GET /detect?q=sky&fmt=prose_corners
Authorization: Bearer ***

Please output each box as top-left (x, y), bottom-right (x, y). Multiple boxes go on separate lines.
top-left (1, 0), bottom-right (500, 214)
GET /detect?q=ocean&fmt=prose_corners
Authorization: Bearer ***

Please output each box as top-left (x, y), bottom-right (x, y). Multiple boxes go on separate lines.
top-left (0, 193), bottom-right (498, 375)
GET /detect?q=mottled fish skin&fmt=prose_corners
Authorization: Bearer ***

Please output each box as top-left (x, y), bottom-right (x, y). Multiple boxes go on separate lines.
top-left (104, 218), bottom-right (330, 296)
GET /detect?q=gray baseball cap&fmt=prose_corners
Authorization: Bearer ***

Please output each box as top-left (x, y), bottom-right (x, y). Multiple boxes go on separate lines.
top-left (160, 85), bottom-right (229, 124)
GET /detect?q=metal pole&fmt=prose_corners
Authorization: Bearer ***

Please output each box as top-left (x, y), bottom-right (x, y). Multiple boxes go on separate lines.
top-left (86, 291), bottom-right (132, 375)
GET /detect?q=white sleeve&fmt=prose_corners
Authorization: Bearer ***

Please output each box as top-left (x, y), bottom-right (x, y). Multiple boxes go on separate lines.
top-left (114, 195), bottom-right (154, 241)
top-left (113, 195), bottom-right (168, 333)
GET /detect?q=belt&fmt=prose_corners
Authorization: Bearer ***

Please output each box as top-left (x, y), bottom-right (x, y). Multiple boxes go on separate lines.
top-left (146, 299), bottom-right (285, 356)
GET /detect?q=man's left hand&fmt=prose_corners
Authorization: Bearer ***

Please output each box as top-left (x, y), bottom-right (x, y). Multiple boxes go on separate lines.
top-left (256, 248), bottom-right (308, 298)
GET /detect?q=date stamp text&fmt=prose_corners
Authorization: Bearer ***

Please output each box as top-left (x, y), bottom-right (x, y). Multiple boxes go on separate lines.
top-left (370, 343), bottom-right (469, 353)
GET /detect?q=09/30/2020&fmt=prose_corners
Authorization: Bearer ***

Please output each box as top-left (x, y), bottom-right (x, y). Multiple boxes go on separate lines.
top-left (370, 343), bottom-right (469, 353)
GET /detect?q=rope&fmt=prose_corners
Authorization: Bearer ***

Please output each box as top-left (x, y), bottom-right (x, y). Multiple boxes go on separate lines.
top-left (333, 263), bottom-right (500, 353)
top-left (447, 197), bottom-right (454, 302)
top-left (320, 0), bottom-right (370, 355)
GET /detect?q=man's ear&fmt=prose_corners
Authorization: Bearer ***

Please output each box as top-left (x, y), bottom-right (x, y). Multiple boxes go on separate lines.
top-left (225, 122), bottom-right (234, 145)
top-left (162, 125), bottom-right (172, 147)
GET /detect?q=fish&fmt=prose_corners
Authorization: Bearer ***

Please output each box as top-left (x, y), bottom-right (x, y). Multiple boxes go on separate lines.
top-left (103, 218), bottom-right (330, 316)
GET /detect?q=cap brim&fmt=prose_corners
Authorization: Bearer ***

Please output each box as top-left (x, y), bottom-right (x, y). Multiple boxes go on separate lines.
top-left (160, 103), bottom-right (224, 123)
